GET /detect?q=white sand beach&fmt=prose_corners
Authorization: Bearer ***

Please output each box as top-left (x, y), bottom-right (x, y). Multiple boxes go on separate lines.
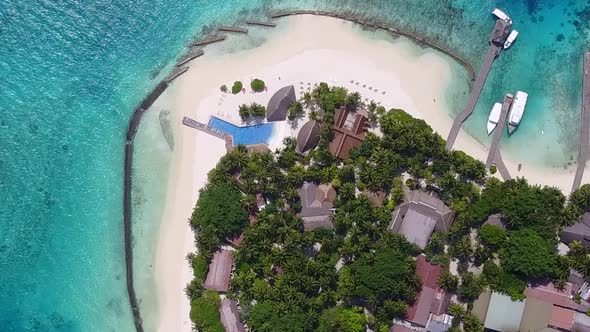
top-left (152, 14), bottom-right (583, 332)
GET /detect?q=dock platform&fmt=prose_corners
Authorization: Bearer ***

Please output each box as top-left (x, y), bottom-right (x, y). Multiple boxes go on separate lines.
top-left (193, 35), bottom-right (227, 47)
top-left (246, 20), bottom-right (277, 27)
top-left (446, 19), bottom-right (511, 150)
top-left (485, 94), bottom-right (514, 180)
top-left (218, 26), bottom-right (248, 33)
top-left (572, 52), bottom-right (590, 192)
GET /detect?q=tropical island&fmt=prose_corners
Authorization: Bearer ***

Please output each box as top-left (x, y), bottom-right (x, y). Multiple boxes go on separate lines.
top-left (182, 82), bottom-right (590, 332)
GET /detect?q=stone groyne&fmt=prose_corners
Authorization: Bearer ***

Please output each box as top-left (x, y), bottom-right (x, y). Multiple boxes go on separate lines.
top-left (271, 10), bottom-right (475, 82)
top-left (123, 80), bottom-right (169, 332)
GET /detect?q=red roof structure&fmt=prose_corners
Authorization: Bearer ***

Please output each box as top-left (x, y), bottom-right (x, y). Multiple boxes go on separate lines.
top-left (328, 108), bottom-right (368, 160)
top-left (219, 299), bottom-right (246, 332)
top-left (203, 250), bottom-right (233, 292)
top-left (548, 306), bottom-right (575, 331)
top-left (406, 255), bottom-right (450, 327)
top-left (524, 282), bottom-right (577, 310)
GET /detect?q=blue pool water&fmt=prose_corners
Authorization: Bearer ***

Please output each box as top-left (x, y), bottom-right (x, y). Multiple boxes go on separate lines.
top-left (208, 117), bottom-right (274, 146)
top-left (2, 1), bottom-right (590, 331)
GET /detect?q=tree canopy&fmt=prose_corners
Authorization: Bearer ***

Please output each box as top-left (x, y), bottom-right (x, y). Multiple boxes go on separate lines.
top-left (501, 228), bottom-right (559, 279)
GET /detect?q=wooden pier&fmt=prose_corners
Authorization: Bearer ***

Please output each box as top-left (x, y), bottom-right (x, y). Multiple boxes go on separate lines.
top-left (182, 116), bottom-right (235, 151)
top-left (176, 48), bottom-right (204, 67)
top-left (572, 52), bottom-right (590, 192)
top-left (246, 20), bottom-right (277, 27)
top-left (193, 35), bottom-right (227, 47)
top-left (446, 19), bottom-right (511, 150)
top-left (218, 26), bottom-right (248, 33)
top-left (485, 93), bottom-right (513, 180)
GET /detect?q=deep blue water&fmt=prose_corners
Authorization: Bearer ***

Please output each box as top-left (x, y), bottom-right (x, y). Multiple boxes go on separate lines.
top-left (1, 1), bottom-right (589, 331)
top-left (209, 117), bottom-right (274, 145)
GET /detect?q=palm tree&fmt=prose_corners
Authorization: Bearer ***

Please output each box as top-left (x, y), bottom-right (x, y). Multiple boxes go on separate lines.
top-left (437, 270), bottom-right (459, 293)
top-left (240, 194), bottom-right (257, 214)
top-left (452, 235), bottom-right (473, 262)
top-left (302, 92), bottom-right (314, 110)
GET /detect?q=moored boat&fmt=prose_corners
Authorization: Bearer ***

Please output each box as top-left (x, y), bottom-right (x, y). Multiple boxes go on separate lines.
top-left (487, 102), bottom-right (502, 135)
top-left (492, 8), bottom-right (512, 23)
top-left (507, 91), bottom-right (528, 134)
top-left (504, 30), bottom-right (518, 49)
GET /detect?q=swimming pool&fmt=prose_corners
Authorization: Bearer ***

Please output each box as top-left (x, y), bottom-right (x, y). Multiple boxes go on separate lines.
top-left (208, 117), bottom-right (274, 146)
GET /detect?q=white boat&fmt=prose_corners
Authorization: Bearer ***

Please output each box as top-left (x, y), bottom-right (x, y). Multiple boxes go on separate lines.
top-left (507, 91), bottom-right (528, 134)
top-left (487, 102), bottom-right (502, 135)
top-left (492, 8), bottom-right (512, 23)
top-left (504, 30), bottom-right (519, 49)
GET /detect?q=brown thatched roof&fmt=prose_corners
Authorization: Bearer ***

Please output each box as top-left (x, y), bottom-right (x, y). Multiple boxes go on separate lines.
top-left (266, 85), bottom-right (295, 122)
top-left (296, 120), bottom-right (321, 154)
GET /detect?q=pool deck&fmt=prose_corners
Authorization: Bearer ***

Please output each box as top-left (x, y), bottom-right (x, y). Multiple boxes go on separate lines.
top-left (182, 116), bottom-right (235, 151)
top-left (572, 52), bottom-right (590, 192)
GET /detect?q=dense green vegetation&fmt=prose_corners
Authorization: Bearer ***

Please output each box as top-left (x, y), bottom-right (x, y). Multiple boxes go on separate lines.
top-left (186, 82), bottom-right (588, 331)
top-left (232, 81), bottom-right (243, 94)
top-left (238, 102), bottom-right (266, 120)
top-left (251, 78), bottom-right (266, 92)
top-left (288, 100), bottom-right (304, 121)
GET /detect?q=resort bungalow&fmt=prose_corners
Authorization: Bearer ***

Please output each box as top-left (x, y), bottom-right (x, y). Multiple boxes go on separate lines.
top-left (203, 249), bottom-right (233, 293)
top-left (266, 85), bottom-right (296, 122)
top-left (560, 213), bottom-right (590, 248)
top-left (391, 255), bottom-right (452, 332)
top-left (328, 107), bottom-right (368, 160)
top-left (297, 182), bottom-right (337, 231)
top-left (219, 299), bottom-right (246, 332)
top-left (388, 190), bottom-right (454, 249)
top-left (473, 282), bottom-right (584, 332)
top-left (296, 120), bottom-right (321, 154)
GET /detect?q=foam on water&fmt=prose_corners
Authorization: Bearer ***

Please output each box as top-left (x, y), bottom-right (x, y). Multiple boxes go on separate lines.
top-left (2, 1), bottom-right (590, 331)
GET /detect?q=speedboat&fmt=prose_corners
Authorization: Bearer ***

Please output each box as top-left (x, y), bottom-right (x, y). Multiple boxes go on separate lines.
top-left (492, 8), bottom-right (512, 23)
top-left (507, 91), bottom-right (528, 134)
top-left (504, 30), bottom-right (518, 49)
top-left (487, 102), bottom-right (502, 135)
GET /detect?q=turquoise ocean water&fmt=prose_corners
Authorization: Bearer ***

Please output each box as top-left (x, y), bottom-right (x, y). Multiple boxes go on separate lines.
top-left (1, 1), bottom-right (589, 331)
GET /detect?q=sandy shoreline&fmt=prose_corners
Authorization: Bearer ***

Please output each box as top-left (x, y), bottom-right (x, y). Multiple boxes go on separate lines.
top-left (151, 15), bottom-right (584, 332)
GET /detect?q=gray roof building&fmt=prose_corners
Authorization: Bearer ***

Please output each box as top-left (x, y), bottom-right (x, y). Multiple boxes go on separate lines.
top-left (561, 213), bottom-right (590, 248)
top-left (297, 182), bottom-right (336, 231)
top-left (219, 299), bottom-right (245, 332)
top-left (266, 85), bottom-right (295, 122)
top-left (296, 120), bottom-right (321, 154)
top-left (484, 293), bottom-right (526, 332)
top-left (203, 249), bottom-right (233, 292)
top-left (388, 190), bottom-right (455, 249)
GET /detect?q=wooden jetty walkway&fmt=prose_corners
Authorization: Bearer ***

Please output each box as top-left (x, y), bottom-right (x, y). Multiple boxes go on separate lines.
top-left (485, 94), bottom-right (513, 180)
top-left (445, 19), bottom-right (511, 150)
top-left (182, 116), bottom-right (235, 151)
top-left (572, 52), bottom-right (590, 192)
top-left (246, 20), bottom-right (277, 27)
top-left (218, 26), bottom-right (248, 33)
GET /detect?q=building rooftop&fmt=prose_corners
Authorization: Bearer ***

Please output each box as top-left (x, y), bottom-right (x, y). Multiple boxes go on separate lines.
top-left (518, 297), bottom-right (553, 332)
top-left (245, 143), bottom-right (271, 154)
top-left (328, 108), bottom-right (368, 160)
top-left (203, 249), bottom-right (233, 292)
top-left (548, 306), bottom-right (575, 331)
top-left (483, 293), bottom-right (526, 332)
top-left (219, 299), bottom-right (245, 332)
top-left (388, 190), bottom-right (455, 249)
top-left (406, 256), bottom-right (450, 327)
top-left (297, 182), bottom-right (336, 231)
top-left (296, 120), bottom-right (321, 154)
top-left (561, 212), bottom-right (590, 248)
top-left (266, 85), bottom-right (295, 122)
top-left (524, 281), bottom-right (577, 310)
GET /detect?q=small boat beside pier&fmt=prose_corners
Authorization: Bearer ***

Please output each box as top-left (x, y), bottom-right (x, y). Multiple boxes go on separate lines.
top-left (492, 8), bottom-right (512, 24)
top-left (507, 91), bottom-right (528, 134)
top-left (487, 102), bottom-right (502, 134)
top-left (504, 30), bottom-right (518, 49)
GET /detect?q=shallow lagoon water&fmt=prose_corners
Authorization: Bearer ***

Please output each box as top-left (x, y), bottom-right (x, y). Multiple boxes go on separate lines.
top-left (1, 1), bottom-right (589, 331)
